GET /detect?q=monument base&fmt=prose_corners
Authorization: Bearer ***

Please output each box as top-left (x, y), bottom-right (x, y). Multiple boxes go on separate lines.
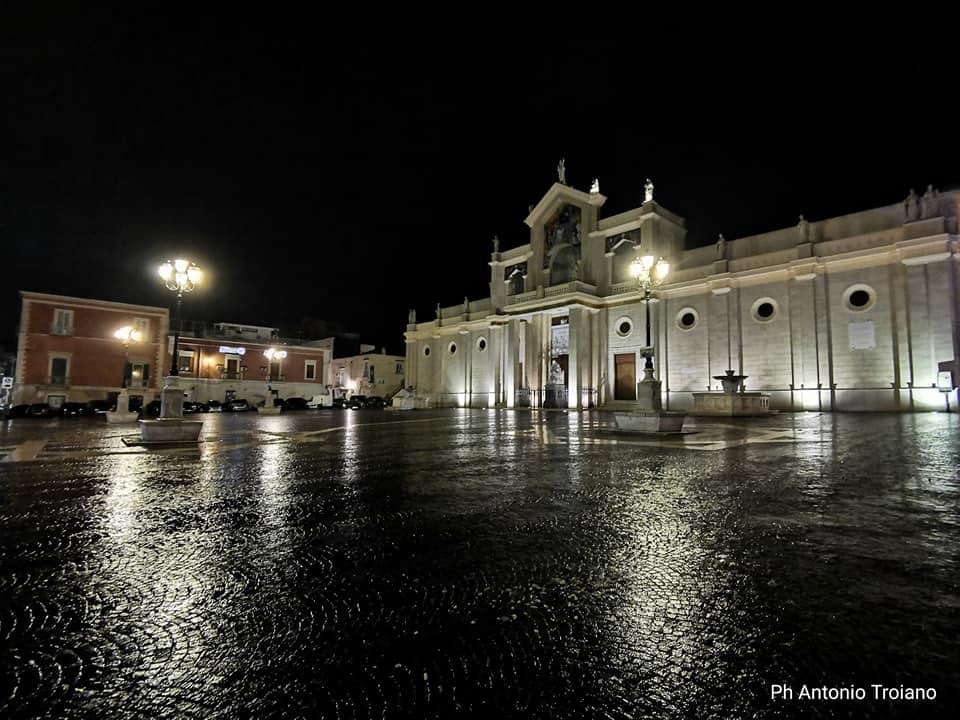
top-left (614, 410), bottom-right (687, 434)
top-left (138, 418), bottom-right (203, 444)
top-left (105, 410), bottom-right (139, 423)
top-left (259, 403), bottom-right (282, 415)
top-left (690, 392), bottom-right (775, 416)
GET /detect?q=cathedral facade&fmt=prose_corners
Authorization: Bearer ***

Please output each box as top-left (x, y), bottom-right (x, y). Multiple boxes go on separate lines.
top-left (404, 179), bottom-right (959, 412)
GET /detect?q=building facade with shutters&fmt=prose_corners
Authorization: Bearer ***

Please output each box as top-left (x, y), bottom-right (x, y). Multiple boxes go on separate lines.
top-left (13, 291), bottom-right (169, 407)
top-left (403, 180), bottom-right (960, 412)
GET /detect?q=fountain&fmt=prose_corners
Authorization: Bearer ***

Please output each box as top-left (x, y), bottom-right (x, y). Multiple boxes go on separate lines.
top-left (614, 354), bottom-right (687, 434)
top-left (691, 369), bottom-right (775, 416)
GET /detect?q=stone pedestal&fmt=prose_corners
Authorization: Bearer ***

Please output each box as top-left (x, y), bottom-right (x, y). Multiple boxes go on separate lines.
top-left (259, 387), bottom-right (282, 414)
top-left (105, 389), bottom-right (138, 423)
top-left (690, 369), bottom-right (775, 416)
top-left (136, 376), bottom-right (203, 444)
top-left (389, 387), bottom-right (417, 410)
top-left (615, 364), bottom-right (687, 434)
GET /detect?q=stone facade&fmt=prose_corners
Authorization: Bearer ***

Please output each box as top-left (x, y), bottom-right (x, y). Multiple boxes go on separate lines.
top-left (405, 182), bottom-right (960, 412)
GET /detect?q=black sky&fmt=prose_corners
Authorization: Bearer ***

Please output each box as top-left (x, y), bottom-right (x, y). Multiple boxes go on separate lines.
top-left (1, 8), bottom-right (957, 352)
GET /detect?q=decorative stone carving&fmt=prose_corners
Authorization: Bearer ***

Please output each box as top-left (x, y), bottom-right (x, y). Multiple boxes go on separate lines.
top-left (492, 234), bottom-right (500, 253)
top-left (715, 233), bottom-right (727, 260)
top-left (797, 214), bottom-right (810, 243)
top-left (435, 303), bottom-right (441, 320)
top-left (904, 189), bottom-right (920, 222)
top-left (549, 359), bottom-right (564, 385)
top-left (644, 178), bottom-right (654, 203)
top-left (408, 308), bottom-right (416, 324)
top-left (463, 296), bottom-right (470, 315)
top-left (557, 158), bottom-right (567, 185)
top-left (590, 178), bottom-right (600, 194)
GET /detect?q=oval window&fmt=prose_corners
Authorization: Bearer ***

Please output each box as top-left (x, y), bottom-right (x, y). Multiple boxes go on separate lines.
top-left (477, 337), bottom-right (487, 352)
top-left (615, 317), bottom-right (633, 337)
top-left (843, 284), bottom-right (876, 312)
top-left (423, 346), bottom-right (431, 357)
top-left (676, 308), bottom-right (698, 330)
top-left (751, 298), bottom-right (779, 323)
top-left (449, 342), bottom-right (457, 355)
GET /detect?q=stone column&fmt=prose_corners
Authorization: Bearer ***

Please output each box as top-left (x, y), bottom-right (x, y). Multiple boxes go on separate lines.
top-left (505, 320), bottom-right (518, 408)
top-left (567, 307), bottom-right (582, 409)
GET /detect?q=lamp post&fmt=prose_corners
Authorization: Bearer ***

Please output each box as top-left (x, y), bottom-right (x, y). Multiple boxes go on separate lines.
top-left (262, 348), bottom-right (287, 413)
top-left (158, 259), bottom-right (202, 376)
top-left (629, 253), bottom-right (670, 373)
top-left (105, 325), bottom-right (143, 423)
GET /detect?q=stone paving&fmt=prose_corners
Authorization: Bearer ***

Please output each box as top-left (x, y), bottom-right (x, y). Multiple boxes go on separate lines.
top-left (1, 409), bottom-right (958, 718)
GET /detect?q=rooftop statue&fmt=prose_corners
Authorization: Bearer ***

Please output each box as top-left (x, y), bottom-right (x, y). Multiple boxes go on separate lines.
top-left (921, 184), bottom-right (939, 218)
top-left (435, 303), bottom-right (441, 320)
top-left (715, 233), bottom-right (727, 260)
top-left (904, 188), bottom-right (920, 222)
top-left (590, 178), bottom-right (600, 194)
top-left (408, 308), bottom-right (416, 324)
top-left (557, 158), bottom-right (567, 185)
top-left (797, 214), bottom-right (810, 243)
top-left (644, 178), bottom-right (654, 203)
top-left (492, 234), bottom-right (499, 253)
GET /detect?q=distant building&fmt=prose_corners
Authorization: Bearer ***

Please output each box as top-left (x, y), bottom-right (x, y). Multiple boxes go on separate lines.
top-left (174, 321), bottom-right (332, 405)
top-left (329, 348), bottom-right (405, 400)
top-left (13, 291), bottom-right (169, 407)
top-left (404, 180), bottom-right (960, 412)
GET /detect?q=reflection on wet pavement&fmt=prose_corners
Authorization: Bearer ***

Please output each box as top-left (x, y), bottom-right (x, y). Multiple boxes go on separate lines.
top-left (1, 410), bottom-right (958, 718)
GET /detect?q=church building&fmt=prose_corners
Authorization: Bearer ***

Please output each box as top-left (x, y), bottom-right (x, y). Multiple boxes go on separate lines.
top-left (403, 173), bottom-right (959, 412)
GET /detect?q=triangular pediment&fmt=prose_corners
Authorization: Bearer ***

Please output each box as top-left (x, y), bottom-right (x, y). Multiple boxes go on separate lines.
top-left (524, 182), bottom-right (606, 228)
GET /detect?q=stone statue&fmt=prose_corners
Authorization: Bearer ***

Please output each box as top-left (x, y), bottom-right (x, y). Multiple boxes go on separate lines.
top-left (921, 184), bottom-right (939, 218)
top-left (590, 178), bottom-right (600, 194)
top-left (557, 158), bottom-right (567, 185)
top-left (492, 234), bottom-right (500, 253)
top-left (549, 360), bottom-right (564, 385)
top-left (797, 214), bottom-right (810, 243)
top-left (904, 189), bottom-right (920, 222)
top-left (644, 178), bottom-right (654, 203)
top-left (435, 303), bottom-right (441, 320)
top-left (408, 308), bottom-right (416, 324)
top-left (463, 296), bottom-right (469, 313)
top-left (715, 233), bottom-right (727, 260)
top-left (574, 259), bottom-right (582, 281)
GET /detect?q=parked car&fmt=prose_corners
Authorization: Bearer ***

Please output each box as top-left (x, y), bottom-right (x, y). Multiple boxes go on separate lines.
top-left (61, 402), bottom-right (89, 417)
top-left (206, 400), bottom-right (222, 413)
top-left (87, 399), bottom-right (112, 415)
top-left (348, 395), bottom-right (368, 410)
top-left (8, 404), bottom-right (31, 418)
top-left (306, 393), bottom-right (334, 409)
top-left (282, 397), bottom-right (308, 411)
top-left (364, 396), bottom-right (387, 409)
top-left (226, 398), bottom-right (254, 412)
top-left (141, 400), bottom-right (162, 418)
top-left (332, 397), bottom-right (347, 409)
top-left (183, 401), bottom-right (206, 414)
top-left (27, 403), bottom-right (52, 417)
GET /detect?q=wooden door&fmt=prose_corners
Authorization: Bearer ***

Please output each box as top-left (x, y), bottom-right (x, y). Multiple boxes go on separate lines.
top-left (614, 353), bottom-right (636, 400)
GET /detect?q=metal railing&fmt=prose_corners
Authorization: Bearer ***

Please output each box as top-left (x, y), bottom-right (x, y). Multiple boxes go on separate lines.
top-left (50, 325), bottom-right (73, 336)
top-left (46, 375), bottom-right (70, 386)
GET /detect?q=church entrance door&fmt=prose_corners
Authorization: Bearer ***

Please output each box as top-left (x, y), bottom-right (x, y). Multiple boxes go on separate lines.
top-left (614, 354), bottom-right (636, 401)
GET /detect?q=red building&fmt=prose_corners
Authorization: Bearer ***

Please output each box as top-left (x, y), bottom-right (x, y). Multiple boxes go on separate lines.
top-left (14, 291), bottom-right (169, 408)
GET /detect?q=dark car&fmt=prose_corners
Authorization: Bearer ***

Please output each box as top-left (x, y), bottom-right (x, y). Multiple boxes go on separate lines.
top-left (183, 401), bottom-right (206, 414)
top-left (282, 397), bottom-right (308, 411)
top-left (364, 396), bottom-right (387, 409)
top-left (141, 400), bottom-right (162, 418)
top-left (61, 402), bottom-right (88, 417)
top-left (332, 397), bottom-right (347, 409)
top-left (348, 395), bottom-right (368, 410)
top-left (27, 403), bottom-right (52, 417)
top-left (226, 398), bottom-right (254, 412)
top-left (87, 399), bottom-right (112, 415)
top-left (206, 400), bottom-right (222, 413)
top-left (8, 404), bottom-right (31, 418)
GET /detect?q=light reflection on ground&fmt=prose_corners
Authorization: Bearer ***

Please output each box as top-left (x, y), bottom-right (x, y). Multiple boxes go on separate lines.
top-left (0, 409), bottom-right (958, 718)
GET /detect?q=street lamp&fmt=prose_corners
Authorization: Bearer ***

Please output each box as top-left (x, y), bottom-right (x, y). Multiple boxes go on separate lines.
top-left (158, 259), bottom-right (202, 376)
top-left (629, 253), bottom-right (670, 372)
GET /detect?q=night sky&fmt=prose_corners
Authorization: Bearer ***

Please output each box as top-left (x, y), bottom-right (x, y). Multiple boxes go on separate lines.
top-left (2, 8), bottom-right (956, 353)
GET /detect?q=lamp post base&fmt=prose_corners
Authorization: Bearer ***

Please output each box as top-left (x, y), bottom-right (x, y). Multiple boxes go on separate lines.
top-left (106, 389), bottom-right (139, 423)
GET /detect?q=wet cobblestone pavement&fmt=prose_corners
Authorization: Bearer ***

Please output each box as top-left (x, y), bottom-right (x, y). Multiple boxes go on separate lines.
top-left (1, 410), bottom-right (958, 719)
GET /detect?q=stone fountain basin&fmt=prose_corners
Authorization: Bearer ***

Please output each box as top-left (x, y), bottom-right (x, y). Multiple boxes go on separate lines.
top-left (614, 410), bottom-right (687, 434)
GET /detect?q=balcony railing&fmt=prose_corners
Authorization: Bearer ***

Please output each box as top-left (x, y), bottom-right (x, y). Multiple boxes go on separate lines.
top-left (221, 371), bottom-right (244, 380)
top-left (266, 374), bottom-right (285, 382)
top-left (46, 375), bottom-right (70, 386)
top-left (50, 325), bottom-right (73, 336)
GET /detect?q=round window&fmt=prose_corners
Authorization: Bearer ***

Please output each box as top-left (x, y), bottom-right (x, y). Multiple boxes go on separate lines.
top-left (615, 317), bottom-right (633, 337)
top-left (676, 308), bottom-right (698, 330)
top-left (751, 298), bottom-right (779, 323)
top-left (423, 346), bottom-right (431, 357)
top-left (449, 342), bottom-right (457, 355)
top-left (477, 337), bottom-right (487, 352)
top-left (843, 284), bottom-right (876, 312)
